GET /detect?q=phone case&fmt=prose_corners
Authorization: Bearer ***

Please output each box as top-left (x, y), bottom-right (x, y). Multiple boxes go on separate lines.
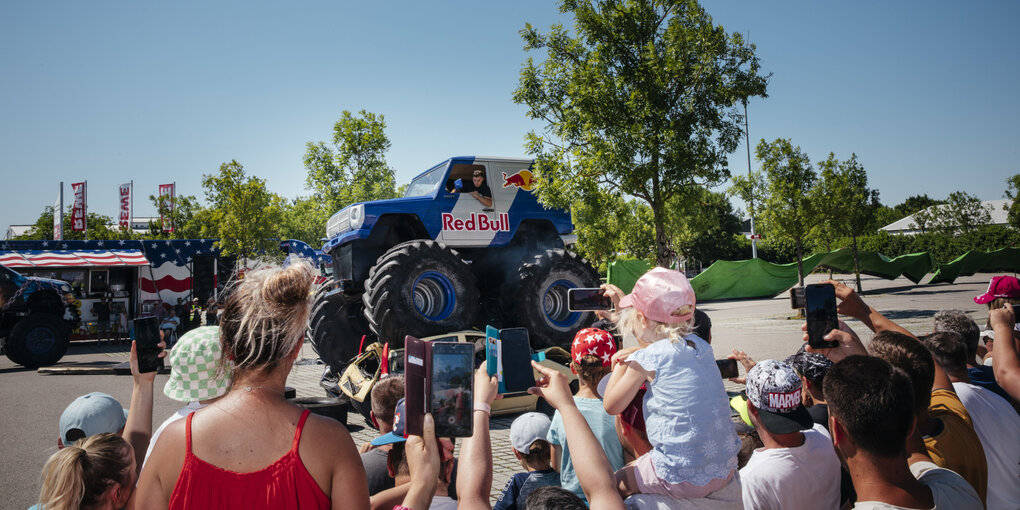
top-left (485, 325), bottom-right (501, 390)
top-left (403, 335), bottom-right (428, 437)
top-left (498, 328), bottom-right (536, 393)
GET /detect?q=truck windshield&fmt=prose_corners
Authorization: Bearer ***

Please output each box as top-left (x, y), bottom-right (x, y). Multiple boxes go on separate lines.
top-left (404, 165), bottom-right (446, 198)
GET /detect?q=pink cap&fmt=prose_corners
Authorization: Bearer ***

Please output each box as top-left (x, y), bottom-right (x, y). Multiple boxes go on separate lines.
top-left (974, 276), bottom-right (1020, 305)
top-left (618, 267), bottom-right (696, 324)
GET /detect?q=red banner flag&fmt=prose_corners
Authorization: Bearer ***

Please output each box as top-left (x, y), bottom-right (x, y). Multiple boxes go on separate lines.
top-left (159, 183), bottom-right (175, 232)
top-left (71, 181), bottom-right (87, 232)
top-left (119, 183), bottom-right (132, 230)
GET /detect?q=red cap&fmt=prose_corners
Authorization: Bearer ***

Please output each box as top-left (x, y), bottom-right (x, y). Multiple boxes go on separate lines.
top-left (974, 276), bottom-right (1020, 305)
top-left (571, 328), bottom-right (617, 367)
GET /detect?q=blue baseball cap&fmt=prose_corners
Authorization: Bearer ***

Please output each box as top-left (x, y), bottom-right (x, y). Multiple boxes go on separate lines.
top-left (59, 392), bottom-right (128, 445)
top-left (370, 397), bottom-right (407, 446)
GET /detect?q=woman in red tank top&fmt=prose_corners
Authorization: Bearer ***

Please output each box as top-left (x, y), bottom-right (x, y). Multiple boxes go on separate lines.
top-left (135, 262), bottom-right (369, 510)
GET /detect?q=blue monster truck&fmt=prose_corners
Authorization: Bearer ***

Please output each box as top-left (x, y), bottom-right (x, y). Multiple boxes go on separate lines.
top-left (0, 263), bottom-right (74, 367)
top-left (308, 156), bottom-right (601, 373)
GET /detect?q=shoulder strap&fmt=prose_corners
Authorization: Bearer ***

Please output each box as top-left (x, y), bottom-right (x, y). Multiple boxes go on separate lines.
top-left (292, 409), bottom-right (312, 451)
top-left (185, 411), bottom-right (194, 455)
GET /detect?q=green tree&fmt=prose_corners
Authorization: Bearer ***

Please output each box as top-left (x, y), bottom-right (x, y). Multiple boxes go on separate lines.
top-left (813, 153), bottom-right (878, 292)
top-left (514, 0), bottom-right (768, 266)
top-left (732, 138), bottom-right (818, 286)
top-left (893, 194), bottom-right (943, 218)
top-left (928, 191), bottom-right (992, 233)
top-left (1005, 173), bottom-right (1020, 230)
top-left (664, 189), bottom-right (743, 266)
top-left (278, 196), bottom-right (329, 247)
top-left (145, 193), bottom-right (208, 239)
top-left (200, 160), bottom-right (283, 263)
top-left (16, 206), bottom-right (125, 241)
top-left (304, 110), bottom-right (399, 217)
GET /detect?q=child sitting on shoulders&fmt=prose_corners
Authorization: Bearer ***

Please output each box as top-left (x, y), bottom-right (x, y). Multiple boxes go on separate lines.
top-left (494, 412), bottom-right (560, 510)
top-left (546, 328), bottom-right (625, 504)
top-left (604, 267), bottom-right (742, 500)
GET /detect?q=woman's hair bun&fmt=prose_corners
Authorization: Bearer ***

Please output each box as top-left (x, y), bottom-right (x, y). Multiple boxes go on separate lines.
top-left (260, 263), bottom-right (314, 308)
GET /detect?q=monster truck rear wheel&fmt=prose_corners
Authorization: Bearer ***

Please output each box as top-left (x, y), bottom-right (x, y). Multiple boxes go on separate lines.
top-left (362, 241), bottom-right (479, 346)
top-left (308, 288), bottom-right (373, 374)
top-left (5, 313), bottom-right (70, 368)
top-left (501, 250), bottom-right (600, 349)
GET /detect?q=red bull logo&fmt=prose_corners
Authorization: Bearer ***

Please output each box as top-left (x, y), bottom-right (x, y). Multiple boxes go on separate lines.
top-left (502, 169), bottom-right (535, 191)
top-left (441, 212), bottom-right (510, 232)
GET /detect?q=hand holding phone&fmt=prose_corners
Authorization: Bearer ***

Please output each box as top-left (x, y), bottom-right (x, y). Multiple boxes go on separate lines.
top-left (805, 283), bottom-right (839, 349)
top-left (568, 288), bottom-right (612, 312)
top-left (716, 358), bottom-right (739, 379)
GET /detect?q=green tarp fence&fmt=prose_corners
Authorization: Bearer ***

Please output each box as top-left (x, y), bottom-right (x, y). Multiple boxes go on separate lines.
top-left (606, 247), bottom-right (1019, 301)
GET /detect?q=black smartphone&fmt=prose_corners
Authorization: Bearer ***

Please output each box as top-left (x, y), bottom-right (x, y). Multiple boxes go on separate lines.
top-left (429, 342), bottom-right (474, 438)
top-left (805, 283), bottom-right (839, 348)
top-left (497, 328), bottom-right (536, 394)
top-left (716, 358), bottom-right (739, 379)
top-left (133, 316), bottom-right (163, 373)
top-left (567, 288), bottom-right (612, 312)
top-left (790, 287), bottom-right (806, 309)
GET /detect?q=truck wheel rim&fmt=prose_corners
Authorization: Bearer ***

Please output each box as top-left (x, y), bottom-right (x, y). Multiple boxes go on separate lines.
top-left (544, 279), bottom-right (580, 327)
top-left (412, 271), bottom-right (456, 321)
top-left (26, 326), bottom-right (56, 354)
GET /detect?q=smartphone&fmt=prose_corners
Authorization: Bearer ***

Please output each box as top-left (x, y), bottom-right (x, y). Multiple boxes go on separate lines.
top-left (789, 287), bottom-right (806, 309)
top-left (805, 283), bottom-right (839, 348)
top-left (429, 342), bottom-right (474, 438)
top-left (716, 358), bottom-right (739, 379)
top-left (133, 316), bottom-right (163, 373)
top-left (496, 328), bottom-right (536, 394)
top-left (567, 288), bottom-right (612, 312)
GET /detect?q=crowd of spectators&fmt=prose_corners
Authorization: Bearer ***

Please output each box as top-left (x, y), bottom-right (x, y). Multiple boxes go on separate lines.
top-left (31, 267), bottom-right (1020, 510)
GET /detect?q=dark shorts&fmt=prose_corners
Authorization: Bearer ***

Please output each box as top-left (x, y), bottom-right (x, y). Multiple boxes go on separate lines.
top-left (97, 321), bottom-right (111, 332)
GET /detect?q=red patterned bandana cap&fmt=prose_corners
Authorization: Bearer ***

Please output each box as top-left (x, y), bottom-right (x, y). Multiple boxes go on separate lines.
top-left (571, 328), bottom-right (617, 367)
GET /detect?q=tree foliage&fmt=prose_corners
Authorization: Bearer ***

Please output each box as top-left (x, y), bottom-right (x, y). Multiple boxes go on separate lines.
top-left (514, 0), bottom-right (768, 266)
top-left (199, 160), bottom-right (283, 262)
top-left (145, 193), bottom-right (208, 239)
top-left (1005, 173), bottom-right (1020, 230)
top-left (928, 191), bottom-right (992, 234)
top-left (732, 138), bottom-right (817, 286)
top-left (813, 153), bottom-right (877, 291)
top-left (16, 207), bottom-right (125, 241)
top-left (304, 110), bottom-right (399, 218)
top-left (278, 196), bottom-right (329, 247)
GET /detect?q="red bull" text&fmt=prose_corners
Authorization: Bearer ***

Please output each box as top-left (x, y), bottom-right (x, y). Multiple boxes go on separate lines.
top-left (441, 212), bottom-right (510, 232)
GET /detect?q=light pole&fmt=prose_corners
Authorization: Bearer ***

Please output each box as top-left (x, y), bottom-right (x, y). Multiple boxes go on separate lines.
top-left (744, 100), bottom-right (757, 259)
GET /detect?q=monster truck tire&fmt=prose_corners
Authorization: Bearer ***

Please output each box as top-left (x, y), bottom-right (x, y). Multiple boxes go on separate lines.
top-left (501, 250), bottom-right (600, 349)
top-left (307, 288), bottom-right (372, 374)
top-left (5, 313), bottom-right (71, 368)
top-left (362, 241), bottom-right (480, 346)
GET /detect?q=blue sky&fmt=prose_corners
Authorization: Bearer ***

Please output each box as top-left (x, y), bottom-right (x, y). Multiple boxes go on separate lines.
top-left (2, 1), bottom-right (1018, 234)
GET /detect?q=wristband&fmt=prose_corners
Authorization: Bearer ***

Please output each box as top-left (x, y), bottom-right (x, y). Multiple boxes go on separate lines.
top-left (393, 506), bottom-right (412, 510)
top-left (474, 402), bottom-right (491, 415)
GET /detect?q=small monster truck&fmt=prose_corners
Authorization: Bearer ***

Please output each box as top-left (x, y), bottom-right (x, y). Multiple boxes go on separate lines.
top-left (308, 156), bottom-right (601, 374)
top-left (0, 263), bottom-right (74, 367)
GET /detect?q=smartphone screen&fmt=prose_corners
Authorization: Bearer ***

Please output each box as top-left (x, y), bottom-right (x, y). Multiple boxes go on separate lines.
top-left (789, 287), bottom-right (805, 309)
top-left (497, 328), bottom-right (536, 394)
top-left (568, 288), bottom-right (612, 312)
top-left (430, 342), bottom-right (474, 438)
top-left (133, 316), bottom-right (163, 373)
top-left (805, 283), bottom-right (839, 348)
top-left (716, 358), bottom-right (739, 379)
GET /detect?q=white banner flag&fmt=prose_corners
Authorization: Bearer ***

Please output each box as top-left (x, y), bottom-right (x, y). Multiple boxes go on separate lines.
top-left (53, 182), bottom-right (63, 240)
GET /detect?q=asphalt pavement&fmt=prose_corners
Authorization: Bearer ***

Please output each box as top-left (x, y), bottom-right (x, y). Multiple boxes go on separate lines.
top-left (0, 271), bottom-right (1004, 508)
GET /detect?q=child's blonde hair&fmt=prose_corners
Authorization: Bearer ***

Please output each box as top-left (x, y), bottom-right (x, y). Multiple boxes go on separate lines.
top-left (615, 306), bottom-right (695, 344)
top-left (38, 433), bottom-right (132, 510)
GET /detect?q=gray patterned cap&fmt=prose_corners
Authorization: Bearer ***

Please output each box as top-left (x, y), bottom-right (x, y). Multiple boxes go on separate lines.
top-left (164, 326), bottom-right (233, 403)
top-left (745, 359), bottom-right (813, 433)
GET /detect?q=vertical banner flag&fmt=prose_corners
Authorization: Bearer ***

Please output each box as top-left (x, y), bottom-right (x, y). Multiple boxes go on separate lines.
top-left (119, 182), bottom-right (132, 229)
top-left (53, 182), bottom-right (64, 240)
top-left (159, 183), bottom-right (175, 232)
top-left (71, 181), bottom-right (87, 232)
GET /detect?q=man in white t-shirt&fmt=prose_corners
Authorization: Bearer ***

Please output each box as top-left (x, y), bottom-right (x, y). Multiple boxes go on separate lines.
top-left (738, 360), bottom-right (840, 510)
top-left (820, 350), bottom-right (981, 509)
top-left (922, 331), bottom-right (1020, 510)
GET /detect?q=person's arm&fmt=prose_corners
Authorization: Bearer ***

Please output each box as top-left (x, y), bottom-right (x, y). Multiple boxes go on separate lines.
top-left (825, 279), bottom-right (914, 337)
top-left (457, 367), bottom-right (500, 510)
top-left (123, 339), bottom-right (166, 474)
top-left (401, 413), bottom-right (440, 510)
top-left (472, 192), bottom-right (493, 208)
top-left (803, 322), bottom-right (868, 362)
top-left (529, 362), bottom-right (625, 510)
top-left (990, 303), bottom-right (1020, 400)
top-left (604, 361), bottom-right (649, 415)
top-left (369, 484), bottom-right (411, 510)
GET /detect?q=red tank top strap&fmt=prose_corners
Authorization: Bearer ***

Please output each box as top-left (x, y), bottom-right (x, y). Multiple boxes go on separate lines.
top-left (292, 409), bottom-right (311, 451)
top-left (185, 411), bottom-right (195, 455)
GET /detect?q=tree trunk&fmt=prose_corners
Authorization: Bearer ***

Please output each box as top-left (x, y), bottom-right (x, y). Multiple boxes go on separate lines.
top-left (852, 234), bottom-right (863, 293)
top-left (796, 238), bottom-right (806, 288)
top-left (653, 210), bottom-right (672, 268)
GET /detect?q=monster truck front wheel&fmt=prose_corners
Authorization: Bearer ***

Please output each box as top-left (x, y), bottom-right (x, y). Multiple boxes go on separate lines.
top-left (308, 288), bottom-right (373, 374)
top-left (502, 250), bottom-right (600, 349)
top-left (362, 241), bottom-right (480, 346)
top-left (5, 313), bottom-right (71, 368)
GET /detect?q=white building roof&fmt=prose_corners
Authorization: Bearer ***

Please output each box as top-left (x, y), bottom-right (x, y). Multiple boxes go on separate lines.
top-left (880, 199), bottom-right (1010, 235)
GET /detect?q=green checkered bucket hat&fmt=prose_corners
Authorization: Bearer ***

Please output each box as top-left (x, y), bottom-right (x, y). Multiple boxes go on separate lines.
top-left (164, 326), bottom-right (233, 403)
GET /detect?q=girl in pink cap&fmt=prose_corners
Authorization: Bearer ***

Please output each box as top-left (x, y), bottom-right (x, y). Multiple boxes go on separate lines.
top-left (603, 267), bottom-right (742, 503)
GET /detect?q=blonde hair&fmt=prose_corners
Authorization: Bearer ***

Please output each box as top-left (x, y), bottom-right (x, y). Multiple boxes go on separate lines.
top-left (614, 307), bottom-right (695, 344)
top-left (219, 261), bottom-right (316, 376)
top-left (38, 433), bottom-right (131, 510)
